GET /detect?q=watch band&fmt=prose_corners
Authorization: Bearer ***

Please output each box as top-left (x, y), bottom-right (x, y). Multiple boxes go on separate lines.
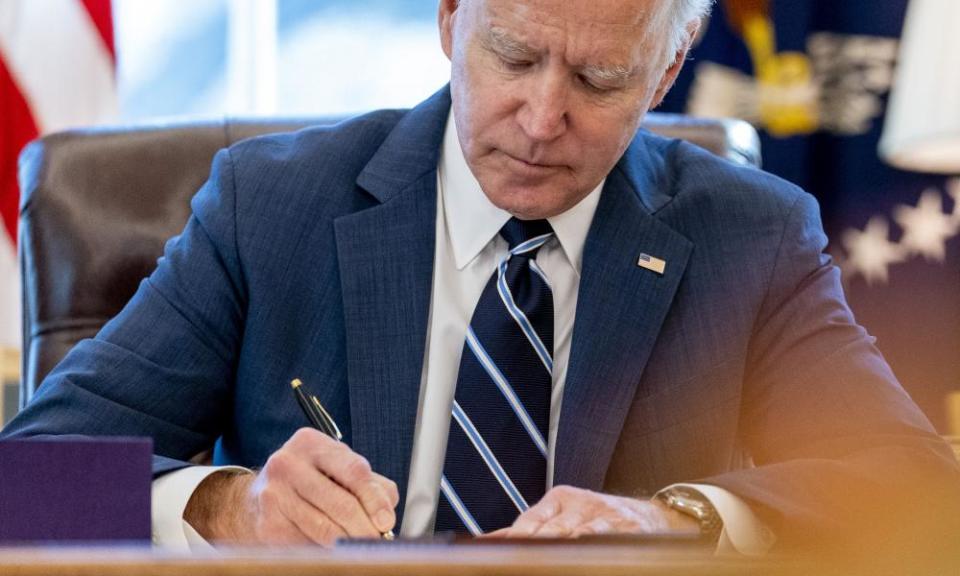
top-left (656, 487), bottom-right (724, 544)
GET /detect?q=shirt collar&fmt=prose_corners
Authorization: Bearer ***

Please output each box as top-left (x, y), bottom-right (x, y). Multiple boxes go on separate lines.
top-left (438, 110), bottom-right (603, 275)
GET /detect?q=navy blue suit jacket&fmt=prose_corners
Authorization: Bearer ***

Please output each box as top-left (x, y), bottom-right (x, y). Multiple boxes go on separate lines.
top-left (5, 87), bottom-right (957, 548)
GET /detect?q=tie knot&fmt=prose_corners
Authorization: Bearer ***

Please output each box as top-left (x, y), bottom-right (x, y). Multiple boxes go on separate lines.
top-left (500, 218), bottom-right (553, 251)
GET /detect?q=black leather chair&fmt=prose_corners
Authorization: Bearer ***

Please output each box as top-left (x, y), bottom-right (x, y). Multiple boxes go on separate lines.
top-left (17, 113), bottom-right (760, 407)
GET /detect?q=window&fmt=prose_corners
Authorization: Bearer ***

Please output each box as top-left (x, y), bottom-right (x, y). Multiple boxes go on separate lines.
top-left (114, 0), bottom-right (450, 120)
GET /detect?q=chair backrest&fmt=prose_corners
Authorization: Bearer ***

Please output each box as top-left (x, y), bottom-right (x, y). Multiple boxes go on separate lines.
top-left (17, 112), bottom-right (760, 406)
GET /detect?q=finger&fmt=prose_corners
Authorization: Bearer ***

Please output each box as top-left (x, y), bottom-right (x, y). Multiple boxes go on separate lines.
top-left (531, 510), bottom-right (586, 538)
top-left (371, 472), bottom-right (401, 508)
top-left (570, 517), bottom-right (615, 538)
top-left (310, 442), bottom-right (396, 533)
top-left (264, 433), bottom-right (382, 539)
top-left (253, 486), bottom-right (314, 546)
top-left (508, 499), bottom-right (561, 536)
top-left (285, 429), bottom-right (396, 533)
top-left (288, 457), bottom-right (382, 538)
top-left (277, 491), bottom-right (347, 547)
top-left (260, 514), bottom-right (313, 546)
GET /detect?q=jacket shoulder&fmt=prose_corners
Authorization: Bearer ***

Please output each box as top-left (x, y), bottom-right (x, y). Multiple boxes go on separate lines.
top-left (217, 109), bottom-right (410, 227)
top-left (627, 130), bottom-right (825, 261)
top-left (632, 129), bottom-right (809, 217)
top-left (227, 109), bottom-right (407, 189)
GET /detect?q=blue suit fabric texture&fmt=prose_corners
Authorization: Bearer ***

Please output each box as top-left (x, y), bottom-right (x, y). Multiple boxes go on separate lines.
top-left (4, 86), bottom-right (958, 550)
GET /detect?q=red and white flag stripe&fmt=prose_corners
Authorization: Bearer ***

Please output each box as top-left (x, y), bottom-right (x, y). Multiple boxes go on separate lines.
top-left (0, 0), bottom-right (117, 349)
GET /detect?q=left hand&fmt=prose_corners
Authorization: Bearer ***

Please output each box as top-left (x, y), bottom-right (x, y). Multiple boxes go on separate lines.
top-left (484, 485), bottom-right (700, 539)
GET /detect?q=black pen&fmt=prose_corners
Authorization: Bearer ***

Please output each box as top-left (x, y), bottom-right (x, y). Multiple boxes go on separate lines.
top-left (290, 378), bottom-right (395, 540)
top-left (291, 378), bottom-right (341, 440)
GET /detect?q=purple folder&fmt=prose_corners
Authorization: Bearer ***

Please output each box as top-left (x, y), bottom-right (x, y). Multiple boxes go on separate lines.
top-left (0, 437), bottom-right (152, 543)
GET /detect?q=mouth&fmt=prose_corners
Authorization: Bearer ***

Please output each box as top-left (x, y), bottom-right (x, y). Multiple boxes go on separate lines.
top-left (501, 150), bottom-right (563, 173)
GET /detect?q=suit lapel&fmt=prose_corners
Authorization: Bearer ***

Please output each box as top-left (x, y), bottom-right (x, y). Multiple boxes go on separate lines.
top-left (334, 88), bottom-right (450, 524)
top-left (554, 143), bottom-right (694, 491)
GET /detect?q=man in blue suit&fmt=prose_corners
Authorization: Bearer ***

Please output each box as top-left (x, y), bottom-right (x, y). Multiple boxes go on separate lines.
top-left (4, 0), bottom-right (958, 555)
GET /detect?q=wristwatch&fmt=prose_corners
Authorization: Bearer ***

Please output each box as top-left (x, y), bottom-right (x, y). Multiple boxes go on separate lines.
top-left (655, 487), bottom-right (723, 544)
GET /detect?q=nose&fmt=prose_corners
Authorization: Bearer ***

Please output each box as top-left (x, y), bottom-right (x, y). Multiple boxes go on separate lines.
top-left (516, 71), bottom-right (569, 143)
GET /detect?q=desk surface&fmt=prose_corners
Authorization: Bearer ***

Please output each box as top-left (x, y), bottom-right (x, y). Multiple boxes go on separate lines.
top-left (0, 543), bottom-right (814, 576)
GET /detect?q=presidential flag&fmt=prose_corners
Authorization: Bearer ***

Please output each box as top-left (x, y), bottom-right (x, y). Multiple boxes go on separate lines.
top-left (659, 0), bottom-right (960, 432)
top-left (0, 0), bottom-right (117, 350)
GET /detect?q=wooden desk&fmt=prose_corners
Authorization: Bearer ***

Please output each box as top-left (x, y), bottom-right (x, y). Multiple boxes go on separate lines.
top-left (0, 543), bottom-right (809, 576)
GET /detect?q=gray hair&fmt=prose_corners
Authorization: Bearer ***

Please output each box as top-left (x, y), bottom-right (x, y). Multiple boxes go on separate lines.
top-left (453, 0), bottom-right (713, 58)
top-left (666, 0), bottom-right (713, 54)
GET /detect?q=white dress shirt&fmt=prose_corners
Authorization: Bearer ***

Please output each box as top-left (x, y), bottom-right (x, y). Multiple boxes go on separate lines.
top-left (152, 111), bottom-right (774, 555)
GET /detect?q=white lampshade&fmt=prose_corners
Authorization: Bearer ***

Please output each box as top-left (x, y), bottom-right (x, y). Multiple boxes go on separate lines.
top-left (879, 0), bottom-right (960, 173)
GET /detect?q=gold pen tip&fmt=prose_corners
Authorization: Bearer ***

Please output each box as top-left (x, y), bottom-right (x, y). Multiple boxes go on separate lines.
top-left (291, 379), bottom-right (303, 389)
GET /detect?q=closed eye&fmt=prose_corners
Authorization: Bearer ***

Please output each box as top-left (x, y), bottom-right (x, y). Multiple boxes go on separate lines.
top-left (499, 55), bottom-right (534, 72)
top-left (577, 73), bottom-right (612, 93)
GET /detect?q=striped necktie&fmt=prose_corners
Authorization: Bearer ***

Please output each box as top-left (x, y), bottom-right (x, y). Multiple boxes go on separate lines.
top-left (435, 217), bottom-right (554, 535)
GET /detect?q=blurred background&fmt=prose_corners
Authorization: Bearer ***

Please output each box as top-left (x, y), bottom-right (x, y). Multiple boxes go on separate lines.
top-left (1, 0), bottom-right (958, 436)
top-left (112, 0), bottom-right (448, 119)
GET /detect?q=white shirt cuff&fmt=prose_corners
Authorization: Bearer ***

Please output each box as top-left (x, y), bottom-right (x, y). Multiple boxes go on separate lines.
top-left (151, 465), bottom-right (250, 551)
top-left (659, 483), bottom-right (776, 556)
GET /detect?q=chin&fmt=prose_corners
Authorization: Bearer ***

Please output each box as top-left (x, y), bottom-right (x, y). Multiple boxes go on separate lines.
top-left (483, 187), bottom-right (569, 220)
top-left (474, 160), bottom-right (588, 218)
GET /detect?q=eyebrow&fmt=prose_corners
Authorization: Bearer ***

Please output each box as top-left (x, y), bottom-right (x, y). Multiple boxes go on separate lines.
top-left (485, 27), bottom-right (537, 57)
top-left (485, 26), bottom-right (635, 84)
top-left (581, 63), bottom-right (634, 84)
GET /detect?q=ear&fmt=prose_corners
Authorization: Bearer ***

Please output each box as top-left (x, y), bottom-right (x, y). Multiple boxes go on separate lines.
top-left (438, 0), bottom-right (460, 60)
top-left (650, 19), bottom-right (701, 110)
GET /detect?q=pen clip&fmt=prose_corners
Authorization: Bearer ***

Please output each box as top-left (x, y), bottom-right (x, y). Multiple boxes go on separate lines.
top-left (312, 395), bottom-right (343, 441)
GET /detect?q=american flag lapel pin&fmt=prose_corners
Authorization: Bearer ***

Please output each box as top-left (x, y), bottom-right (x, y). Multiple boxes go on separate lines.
top-left (637, 253), bottom-right (666, 275)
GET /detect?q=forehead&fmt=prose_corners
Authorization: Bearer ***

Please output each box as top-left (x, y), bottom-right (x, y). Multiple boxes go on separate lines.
top-left (474, 0), bottom-right (672, 64)
top-left (484, 0), bottom-right (665, 27)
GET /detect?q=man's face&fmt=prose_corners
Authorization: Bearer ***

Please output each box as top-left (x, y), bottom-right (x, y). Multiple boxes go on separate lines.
top-left (439, 0), bottom-right (694, 219)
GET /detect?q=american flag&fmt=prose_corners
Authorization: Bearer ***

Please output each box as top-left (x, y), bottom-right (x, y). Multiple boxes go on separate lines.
top-left (0, 0), bottom-right (117, 349)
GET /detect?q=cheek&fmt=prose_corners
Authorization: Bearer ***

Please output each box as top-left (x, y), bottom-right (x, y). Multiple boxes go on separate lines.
top-left (593, 103), bottom-right (644, 150)
top-left (455, 55), bottom-right (527, 137)
top-left (454, 89), bottom-right (513, 156)
top-left (572, 117), bottom-right (635, 169)
top-left (451, 62), bottom-right (490, 132)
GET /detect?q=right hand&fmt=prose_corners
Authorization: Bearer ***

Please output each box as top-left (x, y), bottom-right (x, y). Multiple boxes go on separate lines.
top-left (184, 427), bottom-right (399, 546)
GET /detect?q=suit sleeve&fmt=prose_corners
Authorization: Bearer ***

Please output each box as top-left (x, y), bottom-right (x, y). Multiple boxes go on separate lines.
top-left (1, 149), bottom-right (247, 476)
top-left (700, 192), bottom-right (960, 554)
